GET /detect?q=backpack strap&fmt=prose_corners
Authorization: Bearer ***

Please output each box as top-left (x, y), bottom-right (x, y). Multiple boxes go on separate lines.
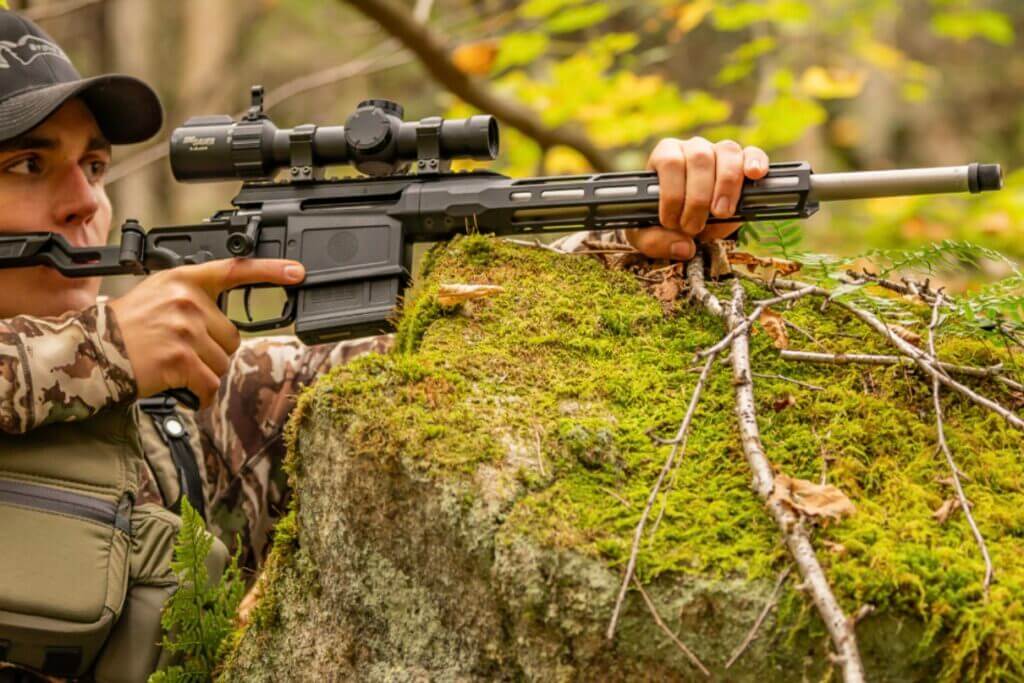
top-left (136, 393), bottom-right (206, 519)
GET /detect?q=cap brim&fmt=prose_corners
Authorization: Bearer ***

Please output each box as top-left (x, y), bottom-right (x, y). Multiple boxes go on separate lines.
top-left (0, 74), bottom-right (162, 145)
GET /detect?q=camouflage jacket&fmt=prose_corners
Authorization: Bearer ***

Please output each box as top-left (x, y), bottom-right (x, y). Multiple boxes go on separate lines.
top-left (0, 230), bottom-right (625, 568)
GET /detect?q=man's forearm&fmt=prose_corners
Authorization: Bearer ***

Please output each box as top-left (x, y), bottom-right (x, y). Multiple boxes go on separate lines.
top-left (0, 300), bottom-right (136, 434)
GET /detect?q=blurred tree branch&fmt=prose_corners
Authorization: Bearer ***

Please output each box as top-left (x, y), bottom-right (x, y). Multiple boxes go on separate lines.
top-left (105, 47), bottom-right (413, 185)
top-left (343, 0), bottom-right (615, 172)
top-left (23, 0), bottom-right (103, 22)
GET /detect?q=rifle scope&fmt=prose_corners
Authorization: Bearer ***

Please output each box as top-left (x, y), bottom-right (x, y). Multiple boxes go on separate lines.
top-left (169, 86), bottom-right (498, 182)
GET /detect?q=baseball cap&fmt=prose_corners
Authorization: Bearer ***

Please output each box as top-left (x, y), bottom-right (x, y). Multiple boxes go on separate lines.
top-left (0, 10), bottom-right (162, 144)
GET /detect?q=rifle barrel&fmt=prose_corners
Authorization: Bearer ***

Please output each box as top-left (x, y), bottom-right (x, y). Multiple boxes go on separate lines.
top-left (808, 163), bottom-right (1003, 202)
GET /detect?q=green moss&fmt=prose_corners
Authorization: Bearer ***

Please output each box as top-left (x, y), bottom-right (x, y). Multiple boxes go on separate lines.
top-left (284, 234), bottom-right (1024, 680)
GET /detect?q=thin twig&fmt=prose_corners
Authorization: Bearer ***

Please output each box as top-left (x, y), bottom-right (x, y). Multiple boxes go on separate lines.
top-left (725, 566), bottom-right (793, 669)
top-left (928, 293), bottom-right (994, 596)
top-left (736, 273), bottom-right (1024, 431)
top-left (632, 576), bottom-right (711, 678)
top-left (606, 353), bottom-right (718, 641)
top-left (779, 350), bottom-right (1024, 392)
top-left (751, 372), bottom-right (824, 392)
top-left (699, 285), bottom-right (816, 359)
top-left (599, 487), bottom-right (632, 509)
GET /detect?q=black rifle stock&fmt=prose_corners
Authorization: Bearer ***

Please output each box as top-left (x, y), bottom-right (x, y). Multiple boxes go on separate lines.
top-left (0, 86), bottom-right (1005, 347)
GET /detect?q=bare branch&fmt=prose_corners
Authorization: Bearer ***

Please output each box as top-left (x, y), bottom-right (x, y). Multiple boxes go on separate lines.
top-left (751, 372), bottom-right (824, 392)
top-left (632, 576), bottom-right (711, 678)
top-left (928, 293), bottom-right (994, 595)
top-left (737, 273), bottom-right (1024, 431)
top-left (779, 350), bottom-right (1024, 392)
top-left (717, 276), bottom-right (866, 682)
top-left (23, 0), bottom-right (103, 22)
top-left (343, 0), bottom-right (615, 171)
top-left (106, 48), bottom-right (413, 185)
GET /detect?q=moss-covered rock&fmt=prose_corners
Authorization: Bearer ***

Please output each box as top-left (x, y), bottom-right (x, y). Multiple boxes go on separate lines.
top-left (221, 236), bottom-right (1024, 682)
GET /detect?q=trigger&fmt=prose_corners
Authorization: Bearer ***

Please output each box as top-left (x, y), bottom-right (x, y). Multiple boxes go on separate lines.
top-left (243, 287), bottom-right (254, 323)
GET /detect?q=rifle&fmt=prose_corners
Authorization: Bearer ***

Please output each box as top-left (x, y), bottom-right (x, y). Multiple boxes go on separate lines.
top-left (0, 85), bottom-right (1005, 347)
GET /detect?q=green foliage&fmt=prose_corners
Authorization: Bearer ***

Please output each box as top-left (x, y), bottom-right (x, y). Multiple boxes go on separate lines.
top-left (863, 240), bottom-right (1019, 278)
top-left (741, 220), bottom-right (804, 259)
top-left (148, 499), bottom-right (245, 683)
top-left (930, 8), bottom-right (1015, 45)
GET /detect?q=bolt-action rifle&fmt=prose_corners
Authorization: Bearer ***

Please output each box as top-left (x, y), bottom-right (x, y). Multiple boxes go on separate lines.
top-left (0, 86), bottom-right (1005, 346)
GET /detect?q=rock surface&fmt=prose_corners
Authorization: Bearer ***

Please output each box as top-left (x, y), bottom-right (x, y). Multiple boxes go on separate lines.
top-left (222, 236), bottom-right (1024, 682)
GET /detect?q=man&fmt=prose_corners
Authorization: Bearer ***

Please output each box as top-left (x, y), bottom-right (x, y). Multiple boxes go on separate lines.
top-left (0, 7), bottom-right (768, 679)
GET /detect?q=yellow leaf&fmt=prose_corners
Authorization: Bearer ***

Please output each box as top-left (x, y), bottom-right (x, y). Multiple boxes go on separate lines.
top-left (437, 283), bottom-right (504, 307)
top-left (887, 323), bottom-right (921, 347)
top-left (676, 0), bottom-right (714, 33)
top-left (452, 40), bottom-right (500, 76)
top-left (770, 474), bottom-right (856, 521)
top-left (799, 66), bottom-right (866, 99)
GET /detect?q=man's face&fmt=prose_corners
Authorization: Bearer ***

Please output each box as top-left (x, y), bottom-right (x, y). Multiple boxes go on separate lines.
top-left (0, 98), bottom-right (112, 318)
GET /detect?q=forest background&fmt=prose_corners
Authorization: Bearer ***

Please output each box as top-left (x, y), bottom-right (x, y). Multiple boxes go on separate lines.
top-left (7, 0), bottom-right (1023, 303)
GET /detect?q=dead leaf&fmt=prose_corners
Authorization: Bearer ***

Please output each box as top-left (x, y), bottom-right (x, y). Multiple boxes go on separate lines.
top-left (728, 250), bottom-right (801, 281)
top-left (709, 239), bottom-right (734, 278)
top-left (932, 498), bottom-right (962, 524)
top-left (770, 474), bottom-right (856, 521)
top-left (772, 393), bottom-right (797, 412)
top-left (653, 276), bottom-right (683, 312)
top-left (437, 283), bottom-right (504, 306)
top-left (758, 308), bottom-right (790, 349)
top-left (887, 323), bottom-right (921, 346)
top-left (451, 40), bottom-right (499, 76)
top-left (822, 540), bottom-right (848, 556)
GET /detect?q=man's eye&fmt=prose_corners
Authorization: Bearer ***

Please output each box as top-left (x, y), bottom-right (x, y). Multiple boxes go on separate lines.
top-left (5, 157), bottom-right (42, 175)
top-left (83, 159), bottom-right (108, 181)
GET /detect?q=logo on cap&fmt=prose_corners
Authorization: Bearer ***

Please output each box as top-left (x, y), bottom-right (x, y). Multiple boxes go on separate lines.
top-left (0, 35), bottom-right (71, 70)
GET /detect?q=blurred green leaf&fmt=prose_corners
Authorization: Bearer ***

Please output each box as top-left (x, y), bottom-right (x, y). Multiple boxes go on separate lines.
top-left (931, 9), bottom-right (1014, 46)
top-left (518, 0), bottom-right (584, 20)
top-left (544, 3), bottom-right (613, 33)
top-left (712, 0), bottom-right (810, 31)
top-left (493, 33), bottom-right (550, 73)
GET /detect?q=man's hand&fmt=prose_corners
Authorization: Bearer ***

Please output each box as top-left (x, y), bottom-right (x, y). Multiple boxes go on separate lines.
top-left (626, 138), bottom-right (770, 260)
top-left (109, 258), bottom-right (305, 408)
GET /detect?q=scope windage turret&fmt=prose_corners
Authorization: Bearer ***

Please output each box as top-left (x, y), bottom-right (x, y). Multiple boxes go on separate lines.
top-left (169, 89), bottom-right (499, 182)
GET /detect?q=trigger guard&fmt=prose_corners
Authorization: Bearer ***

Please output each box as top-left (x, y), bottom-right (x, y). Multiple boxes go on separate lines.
top-left (228, 288), bottom-right (298, 333)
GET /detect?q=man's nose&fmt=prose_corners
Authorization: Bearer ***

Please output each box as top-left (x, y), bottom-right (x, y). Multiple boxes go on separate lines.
top-left (52, 164), bottom-right (99, 227)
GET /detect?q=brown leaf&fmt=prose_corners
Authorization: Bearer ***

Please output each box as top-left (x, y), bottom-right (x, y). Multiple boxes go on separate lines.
top-left (887, 323), bottom-right (921, 346)
top-left (709, 239), bottom-right (734, 278)
top-left (758, 308), bottom-right (790, 349)
top-left (728, 250), bottom-right (801, 281)
top-left (437, 283), bottom-right (504, 306)
top-left (770, 474), bottom-right (856, 520)
top-left (451, 40), bottom-right (499, 76)
top-left (772, 393), bottom-right (797, 412)
top-left (653, 275), bottom-right (683, 310)
top-left (822, 540), bottom-right (848, 556)
top-left (932, 498), bottom-right (961, 524)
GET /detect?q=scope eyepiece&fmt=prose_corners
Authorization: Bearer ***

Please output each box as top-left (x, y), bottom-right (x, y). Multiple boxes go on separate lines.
top-left (169, 91), bottom-right (499, 182)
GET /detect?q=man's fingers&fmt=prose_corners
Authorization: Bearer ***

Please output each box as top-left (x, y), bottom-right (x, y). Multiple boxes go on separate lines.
top-left (680, 137), bottom-right (715, 236)
top-left (743, 146), bottom-right (770, 179)
top-left (711, 140), bottom-right (744, 219)
top-left (625, 227), bottom-right (695, 261)
top-left (697, 221), bottom-right (742, 243)
top-left (183, 258), bottom-right (306, 298)
top-left (647, 138), bottom-right (687, 231)
top-left (191, 331), bottom-right (233, 379)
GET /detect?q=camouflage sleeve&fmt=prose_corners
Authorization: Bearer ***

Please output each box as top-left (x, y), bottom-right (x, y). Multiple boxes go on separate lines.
top-left (548, 228), bottom-right (630, 253)
top-left (194, 333), bottom-right (393, 566)
top-left (0, 300), bottom-right (137, 434)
